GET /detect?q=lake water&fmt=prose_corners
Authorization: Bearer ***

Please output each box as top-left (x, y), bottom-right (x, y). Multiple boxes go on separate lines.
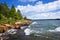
top-left (29, 19), bottom-right (60, 31)
top-left (25, 19), bottom-right (60, 36)
top-left (7, 19), bottom-right (60, 40)
top-left (24, 19), bottom-right (60, 40)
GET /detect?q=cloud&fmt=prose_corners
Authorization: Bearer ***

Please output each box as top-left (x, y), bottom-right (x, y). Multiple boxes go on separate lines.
top-left (27, 11), bottom-right (60, 19)
top-left (18, 0), bottom-right (37, 2)
top-left (16, 0), bottom-right (60, 19)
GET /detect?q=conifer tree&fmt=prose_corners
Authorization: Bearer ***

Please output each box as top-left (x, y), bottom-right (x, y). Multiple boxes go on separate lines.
top-left (17, 10), bottom-right (23, 19)
top-left (10, 4), bottom-right (16, 19)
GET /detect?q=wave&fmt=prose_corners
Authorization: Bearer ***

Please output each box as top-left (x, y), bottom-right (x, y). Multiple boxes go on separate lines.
top-left (24, 26), bottom-right (60, 36)
top-left (55, 27), bottom-right (60, 32)
top-left (24, 22), bottom-right (37, 35)
top-left (24, 27), bottom-right (60, 35)
top-left (31, 22), bottom-right (37, 25)
top-left (48, 30), bottom-right (55, 32)
top-left (48, 27), bottom-right (60, 32)
top-left (28, 21), bottom-right (38, 28)
top-left (24, 28), bottom-right (32, 35)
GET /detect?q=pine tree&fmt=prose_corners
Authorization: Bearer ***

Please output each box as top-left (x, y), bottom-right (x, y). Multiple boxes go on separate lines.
top-left (3, 2), bottom-right (10, 18)
top-left (17, 10), bottom-right (23, 19)
top-left (24, 16), bottom-right (27, 20)
top-left (10, 4), bottom-right (16, 19)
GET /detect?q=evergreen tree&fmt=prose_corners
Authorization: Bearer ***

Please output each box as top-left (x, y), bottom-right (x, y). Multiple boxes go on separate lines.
top-left (0, 2), bottom-right (26, 24)
top-left (24, 16), bottom-right (27, 20)
top-left (16, 10), bottom-right (23, 19)
top-left (0, 2), bottom-right (10, 18)
top-left (10, 4), bottom-right (16, 19)
top-left (0, 3), bottom-right (4, 14)
top-left (0, 14), bottom-right (6, 20)
top-left (3, 2), bottom-right (10, 18)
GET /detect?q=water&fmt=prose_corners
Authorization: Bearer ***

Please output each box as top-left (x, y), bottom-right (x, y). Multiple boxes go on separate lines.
top-left (25, 19), bottom-right (60, 35)
top-left (32, 19), bottom-right (60, 29)
top-left (29, 19), bottom-right (60, 31)
top-left (7, 19), bottom-right (60, 40)
top-left (24, 19), bottom-right (60, 40)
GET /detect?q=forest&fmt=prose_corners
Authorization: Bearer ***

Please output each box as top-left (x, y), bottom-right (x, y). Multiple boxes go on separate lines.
top-left (0, 2), bottom-right (27, 24)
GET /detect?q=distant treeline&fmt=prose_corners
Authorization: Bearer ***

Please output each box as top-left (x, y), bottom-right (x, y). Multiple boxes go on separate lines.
top-left (0, 2), bottom-right (27, 24)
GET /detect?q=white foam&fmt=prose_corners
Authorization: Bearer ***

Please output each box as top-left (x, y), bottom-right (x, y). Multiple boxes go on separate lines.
top-left (48, 30), bottom-right (55, 32)
top-left (24, 22), bottom-right (37, 35)
top-left (31, 22), bottom-right (37, 24)
top-left (55, 27), bottom-right (60, 32)
top-left (28, 22), bottom-right (37, 28)
top-left (48, 27), bottom-right (60, 32)
top-left (24, 28), bottom-right (32, 35)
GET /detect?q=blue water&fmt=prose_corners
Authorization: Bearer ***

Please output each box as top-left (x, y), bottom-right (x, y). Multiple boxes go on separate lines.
top-left (29, 19), bottom-right (60, 31)
top-left (7, 19), bottom-right (60, 40)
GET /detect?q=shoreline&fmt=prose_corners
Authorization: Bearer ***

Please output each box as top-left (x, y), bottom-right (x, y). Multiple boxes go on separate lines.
top-left (0, 20), bottom-right (32, 40)
top-left (0, 20), bottom-right (32, 32)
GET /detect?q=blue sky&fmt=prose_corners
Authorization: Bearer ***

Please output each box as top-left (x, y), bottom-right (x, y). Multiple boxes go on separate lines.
top-left (0, 0), bottom-right (57, 7)
top-left (0, 0), bottom-right (60, 19)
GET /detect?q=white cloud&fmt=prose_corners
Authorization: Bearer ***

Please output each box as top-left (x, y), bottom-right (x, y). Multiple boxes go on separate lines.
top-left (18, 0), bottom-right (37, 2)
top-left (16, 0), bottom-right (60, 19)
top-left (27, 11), bottom-right (60, 19)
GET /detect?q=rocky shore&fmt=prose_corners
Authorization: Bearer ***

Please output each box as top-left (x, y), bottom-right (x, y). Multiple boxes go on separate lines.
top-left (0, 20), bottom-right (32, 32)
top-left (0, 20), bottom-right (32, 40)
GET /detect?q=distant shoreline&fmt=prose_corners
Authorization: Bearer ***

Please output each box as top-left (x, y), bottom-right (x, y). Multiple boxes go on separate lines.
top-left (31, 19), bottom-right (60, 21)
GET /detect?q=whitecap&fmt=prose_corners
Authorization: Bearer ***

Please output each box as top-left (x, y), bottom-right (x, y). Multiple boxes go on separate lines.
top-left (48, 27), bottom-right (60, 32)
top-left (31, 22), bottom-right (37, 25)
top-left (28, 22), bottom-right (37, 28)
top-left (48, 30), bottom-right (55, 32)
top-left (24, 28), bottom-right (32, 35)
top-left (55, 27), bottom-right (60, 32)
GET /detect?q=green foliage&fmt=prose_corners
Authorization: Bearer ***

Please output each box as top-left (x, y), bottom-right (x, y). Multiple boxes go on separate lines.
top-left (24, 16), bottom-right (27, 20)
top-left (0, 3), bottom-right (24, 24)
top-left (0, 14), bottom-right (7, 20)
top-left (16, 10), bottom-right (23, 19)
top-left (10, 5), bottom-right (16, 18)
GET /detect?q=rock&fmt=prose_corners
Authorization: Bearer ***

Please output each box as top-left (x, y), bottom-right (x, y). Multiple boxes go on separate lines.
top-left (10, 25), bottom-right (15, 29)
top-left (0, 20), bottom-right (32, 33)
top-left (0, 25), bottom-right (5, 33)
top-left (3, 24), bottom-right (11, 31)
top-left (15, 22), bottom-right (23, 25)
top-left (3, 24), bottom-right (11, 27)
top-left (0, 24), bottom-right (11, 33)
top-left (7, 29), bottom-right (17, 34)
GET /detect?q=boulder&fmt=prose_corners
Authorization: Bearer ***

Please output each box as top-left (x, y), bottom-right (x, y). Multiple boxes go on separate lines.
top-left (3, 24), bottom-right (11, 27)
top-left (15, 22), bottom-right (23, 25)
top-left (0, 25), bottom-right (5, 33)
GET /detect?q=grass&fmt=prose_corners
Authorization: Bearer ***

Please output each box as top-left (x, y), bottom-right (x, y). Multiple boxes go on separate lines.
top-left (0, 19), bottom-right (30, 25)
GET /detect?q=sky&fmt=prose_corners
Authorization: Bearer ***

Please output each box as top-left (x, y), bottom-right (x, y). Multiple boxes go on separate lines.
top-left (0, 0), bottom-right (60, 19)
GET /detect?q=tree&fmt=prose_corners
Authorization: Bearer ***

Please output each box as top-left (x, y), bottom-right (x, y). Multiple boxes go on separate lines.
top-left (10, 4), bottom-right (16, 18)
top-left (0, 14), bottom-right (6, 20)
top-left (0, 2), bottom-right (10, 18)
top-left (16, 10), bottom-right (23, 19)
top-left (3, 2), bottom-right (10, 17)
top-left (0, 3), bottom-right (24, 24)
top-left (24, 16), bottom-right (27, 20)
top-left (0, 3), bottom-right (4, 14)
